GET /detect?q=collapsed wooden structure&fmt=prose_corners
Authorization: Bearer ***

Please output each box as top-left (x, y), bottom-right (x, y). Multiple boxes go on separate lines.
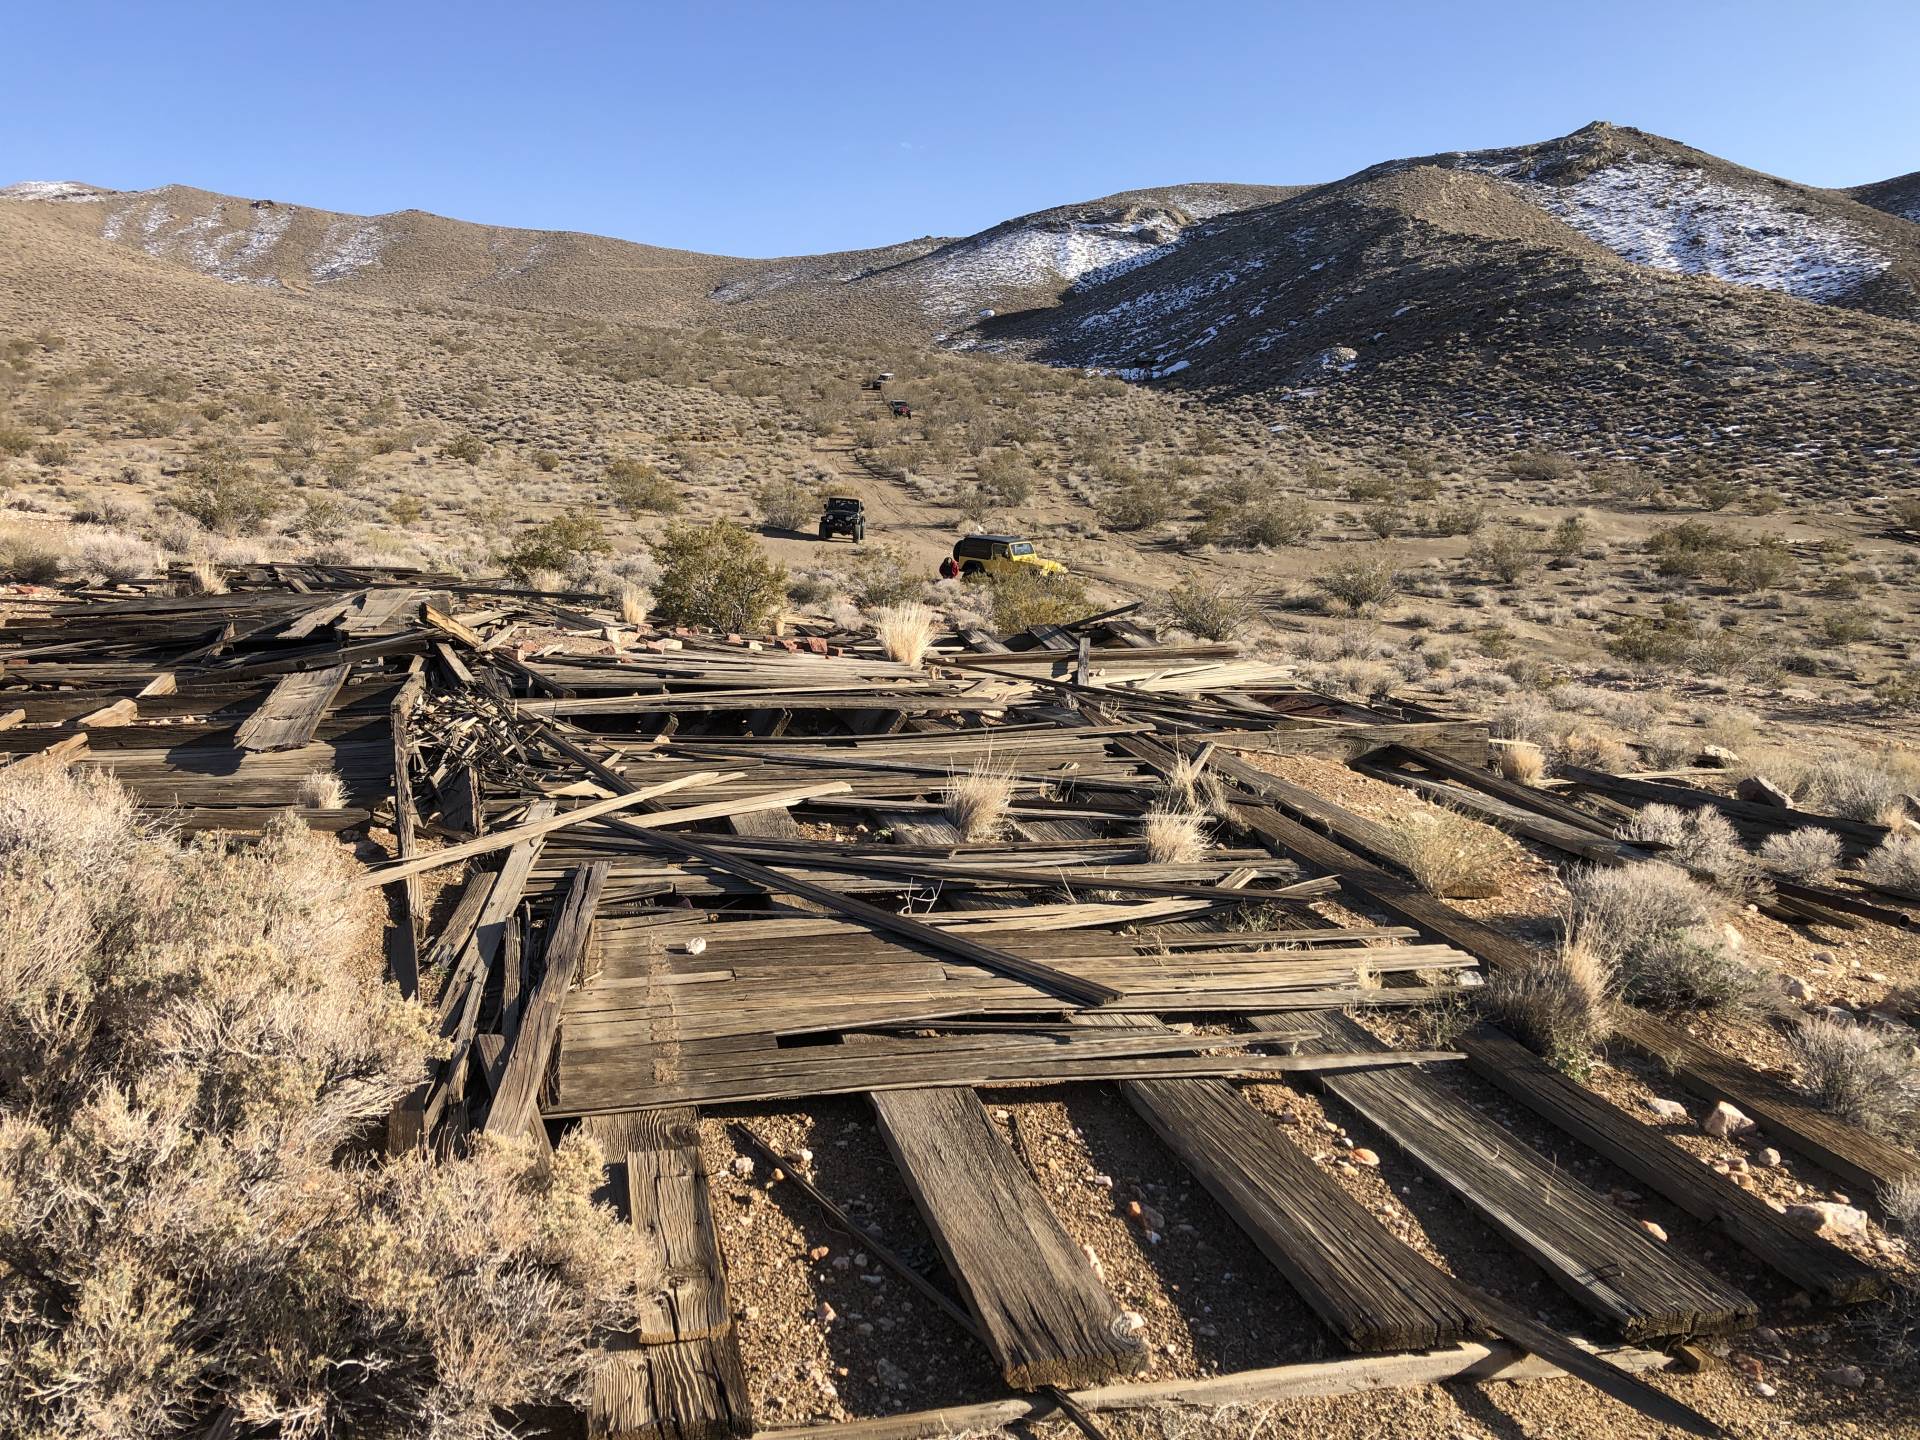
top-left (3, 562), bottom-right (1914, 1440)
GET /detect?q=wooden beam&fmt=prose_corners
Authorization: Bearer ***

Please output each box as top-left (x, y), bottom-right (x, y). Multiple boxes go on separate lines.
top-left (235, 663), bottom-right (350, 751)
top-left (484, 862), bottom-right (609, 1140)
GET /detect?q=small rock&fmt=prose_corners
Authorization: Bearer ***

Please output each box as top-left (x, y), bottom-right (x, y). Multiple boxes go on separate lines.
top-left (1701, 744), bottom-right (1743, 769)
top-left (1786, 1202), bottom-right (1869, 1240)
top-left (1734, 774), bottom-right (1791, 807)
top-left (1823, 1364), bottom-right (1867, 1390)
top-left (1756, 1382), bottom-right (1777, 1398)
top-left (730, 1157), bottom-right (754, 1178)
top-left (1647, 1098), bottom-right (1689, 1122)
top-left (991, 1108), bottom-right (1011, 1122)
top-left (1756, 1147), bottom-right (1782, 1168)
top-left (682, 936), bottom-right (708, 955)
top-left (1091, 1173), bottom-right (1114, 1190)
top-left (1642, 1221), bottom-right (1669, 1242)
top-left (808, 1246), bottom-right (831, 1262)
top-left (1351, 1147), bottom-right (1381, 1167)
top-left (1704, 1101), bottom-right (1756, 1140)
top-left (1753, 1327), bottom-right (1783, 1348)
top-left (815, 1302), bottom-right (836, 1324)
top-left (1116, 1309), bottom-right (1147, 1336)
top-left (1784, 976), bottom-right (1814, 1001)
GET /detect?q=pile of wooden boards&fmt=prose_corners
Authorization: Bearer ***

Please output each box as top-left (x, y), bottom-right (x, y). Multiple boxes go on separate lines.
top-left (4, 567), bottom-right (1911, 1440)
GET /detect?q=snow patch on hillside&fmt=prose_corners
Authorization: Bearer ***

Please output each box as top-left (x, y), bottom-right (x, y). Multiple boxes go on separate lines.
top-left (1487, 158), bottom-right (1892, 302)
top-left (0, 181), bottom-right (108, 202)
top-left (313, 219), bottom-right (391, 282)
top-left (98, 193), bottom-right (288, 285)
top-left (907, 221), bottom-right (1173, 316)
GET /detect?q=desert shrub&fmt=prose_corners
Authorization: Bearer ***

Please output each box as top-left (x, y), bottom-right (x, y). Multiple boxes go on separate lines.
top-left (1157, 575), bottom-right (1257, 641)
top-left (986, 567), bottom-right (1092, 633)
top-left (1645, 520), bottom-right (1730, 580)
top-left (1547, 513), bottom-right (1589, 558)
top-left (1467, 527), bottom-right (1544, 584)
top-left (532, 449), bottom-right (562, 472)
top-left (1505, 449), bottom-right (1579, 483)
top-left (973, 450), bottom-right (1033, 506)
top-left (1792, 756), bottom-right (1905, 826)
top-left (1758, 828), bottom-right (1842, 884)
top-left (0, 424), bottom-right (31, 457)
top-left (1619, 804), bottom-right (1766, 897)
top-left (1383, 806), bottom-right (1507, 899)
top-left (1496, 742), bottom-right (1546, 786)
top-left (439, 431), bottom-right (486, 465)
top-left (1426, 500), bottom-right (1488, 537)
top-left (875, 603), bottom-right (935, 666)
top-left (1605, 615), bottom-right (1695, 667)
top-left (1142, 807), bottom-right (1208, 864)
top-left (0, 763), bottom-right (639, 1438)
top-left (944, 763), bottom-right (1014, 842)
top-left (31, 440), bottom-right (72, 467)
top-left (1481, 941), bottom-right (1614, 1075)
top-left (69, 530), bottom-right (160, 584)
top-left (1193, 493), bottom-right (1317, 549)
top-left (1104, 476), bottom-right (1177, 531)
top-left (605, 457), bottom-right (680, 514)
top-left (1565, 863), bottom-right (1767, 1013)
top-left (1313, 554), bottom-right (1400, 613)
top-left (1818, 607), bottom-right (1877, 645)
top-left (0, 528), bottom-right (68, 583)
top-left (171, 439), bottom-right (286, 535)
top-left (849, 542), bottom-right (920, 610)
top-left (650, 519), bottom-right (788, 633)
top-left (753, 477), bottom-right (817, 532)
top-left (1709, 537), bottom-right (1796, 593)
top-left (501, 513), bottom-right (613, 584)
top-left (1361, 504), bottom-right (1402, 539)
top-left (1788, 1018), bottom-right (1920, 1137)
top-left (1861, 834), bottom-right (1920, 893)
top-left (386, 494), bottom-right (425, 525)
top-left (1885, 1176), bottom-right (1920, 1237)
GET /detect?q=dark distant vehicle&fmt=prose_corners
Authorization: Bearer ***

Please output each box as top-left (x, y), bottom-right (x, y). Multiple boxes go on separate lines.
top-left (860, 378), bottom-right (884, 391)
top-left (818, 495), bottom-right (866, 542)
top-left (888, 400), bottom-right (912, 418)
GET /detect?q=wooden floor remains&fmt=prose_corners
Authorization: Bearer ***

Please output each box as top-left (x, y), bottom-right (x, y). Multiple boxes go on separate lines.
top-left (7, 565), bottom-right (1912, 1439)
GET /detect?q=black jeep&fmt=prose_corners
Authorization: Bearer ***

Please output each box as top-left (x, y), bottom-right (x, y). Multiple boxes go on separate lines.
top-left (818, 495), bottom-right (866, 542)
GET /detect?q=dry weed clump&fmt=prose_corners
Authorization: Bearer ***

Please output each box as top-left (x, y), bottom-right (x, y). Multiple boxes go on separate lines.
top-left (1758, 827), bottom-right (1843, 884)
top-left (1495, 741), bottom-right (1546, 786)
top-left (1884, 1174), bottom-right (1920, 1236)
top-left (875, 602), bottom-right (936, 666)
top-left (1788, 1018), bottom-right (1920, 1137)
top-left (1565, 862), bottom-right (1769, 1014)
top-left (944, 762), bottom-right (1015, 843)
top-left (1384, 805), bottom-right (1506, 899)
top-left (1861, 833), bottom-right (1920, 894)
top-left (1164, 750), bottom-right (1226, 816)
top-left (1619, 803), bottom-right (1767, 897)
top-left (1481, 940), bottom-right (1615, 1074)
top-left (617, 580), bottom-right (652, 626)
top-left (0, 763), bottom-right (639, 1438)
top-left (296, 768), bottom-right (348, 809)
top-left (1791, 755), bottom-right (1907, 826)
top-left (1142, 807), bottom-right (1208, 864)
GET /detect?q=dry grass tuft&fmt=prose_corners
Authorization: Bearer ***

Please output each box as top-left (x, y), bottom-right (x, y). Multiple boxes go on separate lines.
top-left (617, 581), bottom-right (651, 626)
top-left (875, 602), bottom-right (936, 666)
top-left (1495, 741), bottom-right (1546, 786)
top-left (1620, 803), bottom-right (1767, 897)
top-left (1164, 749), bottom-right (1226, 816)
top-left (186, 557), bottom-right (227, 595)
top-left (1481, 941), bottom-right (1615, 1073)
top-left (1143, 807), bottom-right (1209, 864)
top-left (944, 762), bottom-right (1015, 843)
top-left (1566, 862), bottom-right (1771, 1013)
top-left (1884, 1174), bottom-right (1920, 1236)
top-left (1788, 1017), bottom-right (1920, 1137)
top-left (296, 768), bottom-right (348, 809)
top-left (0, 763), bottom-right (639, 1437)
top-left (1384, 805), bottom-right (1507, 899)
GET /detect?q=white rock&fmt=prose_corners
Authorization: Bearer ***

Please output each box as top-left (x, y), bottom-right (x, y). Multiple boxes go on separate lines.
top-left (1756, 1147), bottom-right (1782, 1168)
top-left (1784, 976), bottom-right (1813, 1001)
top-left (1703, 1101), bottom-right (1756, 1139)
top-left (1786, 1202), bottom-right (1869, 1240)
top-left (729, 1156), bottom-right (754, 1178)
top-left (1647, 1098), bottom-right (1690, 1122)
top-left (683, 936), bottom-right (707, 955)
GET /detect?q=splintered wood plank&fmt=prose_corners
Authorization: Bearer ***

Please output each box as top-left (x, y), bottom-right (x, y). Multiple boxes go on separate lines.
top-left (1077, 1013), bottom-right (1474, 1351)
top-left (585, 1109), bottom-right (751, 1440)
top-left (235, 663), bottom-right (350, 751)
top-left (1288, 1012), bottom-right (1756, 1340)
top-left (868, 1083), bottom-right (1147, 1390)
top-left (1460, 1025), bottom-right (1882, 1305)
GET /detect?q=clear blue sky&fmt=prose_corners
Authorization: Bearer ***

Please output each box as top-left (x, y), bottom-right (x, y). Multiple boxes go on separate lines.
top-left (9, 1), bottom-right (1918, 258)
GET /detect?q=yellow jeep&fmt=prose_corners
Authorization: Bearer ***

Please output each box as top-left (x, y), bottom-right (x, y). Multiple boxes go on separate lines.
top-left (951, 533), bottom-right (1066, 579)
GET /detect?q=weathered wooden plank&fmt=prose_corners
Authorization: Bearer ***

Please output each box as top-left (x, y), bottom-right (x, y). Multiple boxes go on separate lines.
top-left (235, 663), bottom-right (350, 751)
top-left (628, 1146), bottom-right (731, 1345)
top-left (485, 862), bottom-right (609, 1140)
top-left (1289, 1012), bottom-right (1756, 1340)
top-left (1460, 1026), bottom-right (1882, 1305)
top-left (869, 1082), bottom-right (1147, 1390)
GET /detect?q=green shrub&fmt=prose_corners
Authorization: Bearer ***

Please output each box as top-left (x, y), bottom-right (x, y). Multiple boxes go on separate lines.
top-left (0, 425), bottom-right (31, 457)
top-left (1467, 527), bottom-right (1544, 584)
top-left (1605, 615), bottom-right (1695, 667)
top-left (973, 450), bottom-right (1034, 506)
top-left (439, 431), bottom-right (486, 465)
top-left (1104, 477), bottom-right (1178, 531)
top-left (1505, 449), bottom-right (1579, 483)
top-left (987, 567), bottom-right (1092, 633)
top-left (532, 449), bottom-right (562, 472)
top-left (651, 519), bottom-right (788, 632)
top-left (606, 456), bottom-right (680, 514)
top-left (1158, 575), bottom-right (1258, 641)
top-left (849, 543), bottom-right (920, 609)
top-left (753, 477), bottom-right (818, 533)
top-left (501, 513), bottom-right (613, 583)
top-left (171, 440), bottom-right (286, 534)
top-left (1313, 554), bottom-right (1400, 612)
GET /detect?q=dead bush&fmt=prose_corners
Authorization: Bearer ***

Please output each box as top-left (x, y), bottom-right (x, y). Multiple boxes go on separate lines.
top-left (1495, 742), bottom-right (1546, 786)
top-left (1861, 834), bottom-right (1920, 894)
top-left (1383, 806), bottom-right (1507, 899)
top-left (1157, 575), bottom-right (1257, 641)
top-left (1788, 1018), bottom-right (1920, 1137)
top-left (1481, 941), bottom-right (1614, 1074)
top-left (1884, 1174), bottom-right (1920, 1236)
top-left (1619, 803), bottom-right (1766, 897)
top-left (296, 769), bottom-right (347, 809)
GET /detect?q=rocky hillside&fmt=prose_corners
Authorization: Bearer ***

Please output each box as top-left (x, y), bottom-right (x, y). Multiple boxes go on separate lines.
top-left (1849, 171), bottom-right (1920, 225)
top-left (973, 125), bottom-right (1920, 485)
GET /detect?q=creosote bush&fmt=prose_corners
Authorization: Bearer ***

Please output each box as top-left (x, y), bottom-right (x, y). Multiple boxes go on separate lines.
top-left (649, 518), bottom-right (788, 634)
top-left (985, 567), bottom-right (1091, 634)
top-left (171, 438), bottom-right (286, 535)
top-left (752, 476), bottom-right (817, 532)
top-left (1157, 575), bottom-right (1258, 641)
top-left (0, 762), bottom-right (639, 1438)
top-left (606, 456), bottom-right (681, 514)
top-left (1312, 554), bottom-right (1400, 613)
top-left (502, 513), bottom-right (613, 584)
